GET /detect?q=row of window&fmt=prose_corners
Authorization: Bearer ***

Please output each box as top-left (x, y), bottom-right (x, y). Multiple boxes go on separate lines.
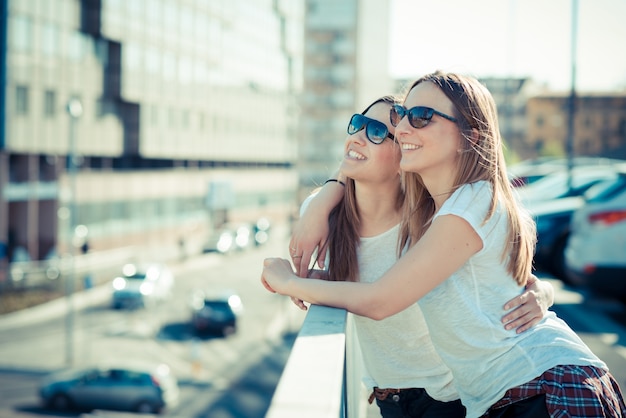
top-left (12, 85), bottom-right (287, 139)
top-left (14, 86), bottom-right (83, 119)
top-left (10, 15), bottom-right (90, 61)
top-left (65, 189), bottom-right (293, 240)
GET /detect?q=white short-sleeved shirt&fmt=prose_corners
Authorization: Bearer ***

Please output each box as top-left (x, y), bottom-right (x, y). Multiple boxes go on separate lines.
top-left (300, 194), bottom-right (458, 402)
top-left (418, 181), bottom-right (607, 418)
top-left (354, 224), bottom-right (458, 401)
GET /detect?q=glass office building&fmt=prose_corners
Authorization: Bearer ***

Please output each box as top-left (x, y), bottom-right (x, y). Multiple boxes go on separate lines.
top-left (0, 0), bottom-right (303, 266)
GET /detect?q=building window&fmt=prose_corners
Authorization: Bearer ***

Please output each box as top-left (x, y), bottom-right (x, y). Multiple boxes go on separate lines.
top-left (68, 31), bottom-right (88, 62)
top-left (15, 86), bottom-right (29, 115)
top-left (10, 15), bottom-right (32, 52)
top-left (150, 105), bottom-right (159, 126)
top-left (198, 112), bottom-right (205, 131)
top-left (44, 90), bottom-right (56, 117)
top-left (181, 110), bottom-right (190, 130)
top-left (536, 115), bottom-right (544, 127)
top-left (42, 24), bottom-right (59, 56)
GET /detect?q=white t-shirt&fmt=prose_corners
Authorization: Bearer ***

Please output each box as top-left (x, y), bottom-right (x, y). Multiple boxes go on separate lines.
top-left (418, 181), bottom-right (607, 418)
top-left (299, 194), bottom-right (458, 401)
top-left (354, 224), bottom-right (458, 402)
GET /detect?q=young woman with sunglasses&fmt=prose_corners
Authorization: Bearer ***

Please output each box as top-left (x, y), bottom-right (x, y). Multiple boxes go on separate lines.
top-left (263, 71), bottom-right (625, 418)
top-left (290, 95), bottom-right (555, 418)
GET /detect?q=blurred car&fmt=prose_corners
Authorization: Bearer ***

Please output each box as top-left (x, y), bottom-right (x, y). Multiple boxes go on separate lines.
top-left (230, 223), bottom-right (253, 251)
top-left (509, 157), bottom-right (626, 188)
top-left (516, 165), bottom-right (624, 204)
top-left (39, 362), bottom-right (179, 414)
top-left (527, 196), bottom-right (586, 279)
top-left (564, 173), bottom-right (626, 299)
top-left (203, 223), bottom-right (253, 253)
top-left (203, 227), bottom-right (236, 254)
top-left (111, 263), bottom-right (174, 309)
top-left (509, 157), bottom-right (569, 188)
top-left (190, 289), bottom-right (243, 336)
top-left (252, 217), bottom-right (271, 246)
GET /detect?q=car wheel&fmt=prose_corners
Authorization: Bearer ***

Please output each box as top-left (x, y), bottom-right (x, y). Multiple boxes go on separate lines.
top-left (135, 400), bottom-right (157, 414)
top-left (48, 393), bottom-right (72, 410)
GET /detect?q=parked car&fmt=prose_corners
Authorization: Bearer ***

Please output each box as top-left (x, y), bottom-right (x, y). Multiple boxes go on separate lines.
top-left (509, 157), bottom-right (569, 188)
top-left (253, 217), bottom-right (271, 246)
top-left (509, 157), bottom-right (625, 188)
top-left (203, 222), bottom-right (254, 254)
top-left (516, 165), bottom-right (624, 204)
top-left (203, 227), bottom-right (236, 254)
top-left (527, 196), bottom-right (586, 279)
top-left (190, 289), bottom-right (243, 336)
top-left (564, 173), bottom-right (626, 300)
top-left (111, 263), bottom-right (174, 309)
top-left (39, 362), bottom-right (179, 414)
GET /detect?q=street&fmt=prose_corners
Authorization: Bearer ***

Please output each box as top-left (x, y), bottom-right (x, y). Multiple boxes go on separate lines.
top-left (0, 226), bottom-right (305, 418)
top-left (0, 228), bottom-right (625, 417)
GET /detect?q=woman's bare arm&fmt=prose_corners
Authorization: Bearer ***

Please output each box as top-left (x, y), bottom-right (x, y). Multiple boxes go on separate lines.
top-left (290, 171), bottom-right (346, 276)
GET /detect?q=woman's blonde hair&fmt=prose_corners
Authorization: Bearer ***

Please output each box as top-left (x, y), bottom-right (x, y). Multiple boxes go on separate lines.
top-left (398, 71), bottom-right (536, 286)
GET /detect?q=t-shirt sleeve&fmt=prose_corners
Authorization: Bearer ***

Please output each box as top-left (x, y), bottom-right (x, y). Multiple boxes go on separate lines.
top-left (433, 181), bottom-right (493, 243)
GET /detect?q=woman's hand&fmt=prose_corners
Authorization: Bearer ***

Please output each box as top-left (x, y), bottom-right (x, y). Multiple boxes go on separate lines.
top-left (290, 177), bottom-right (345, 276)
top-left (501, 274), bottom-right (554, 334)
top-left (290, 210), bottom-right (329, 277)
top-left (261, 258), bottom-right (297, 295)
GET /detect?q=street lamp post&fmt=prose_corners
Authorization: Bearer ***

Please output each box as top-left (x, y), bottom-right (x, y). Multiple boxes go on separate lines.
top-left (65, 98), bottom-right (82, 366)
top-left (566, 0), bottom-right (578, 192)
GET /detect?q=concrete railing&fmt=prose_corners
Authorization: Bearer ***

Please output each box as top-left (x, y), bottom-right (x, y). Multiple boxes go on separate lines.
top-left (266, 304), bottom-right (371, 418)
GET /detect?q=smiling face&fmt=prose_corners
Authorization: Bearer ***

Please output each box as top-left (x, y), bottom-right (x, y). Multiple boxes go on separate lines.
top-left (395, 81), bottom-right (463, 185)
top-left (340, 102), bottom-right (401, 184)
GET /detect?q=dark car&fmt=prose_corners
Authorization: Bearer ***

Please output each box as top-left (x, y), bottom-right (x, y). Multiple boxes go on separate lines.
top-left (190, 289), bottom-right (243, 336)
top-left (39, 362), bottom-right (179, 414)
top-left (527, 196), bottom-right (586, 279)
top-left (516, 165), bottom-right (624, 205)
top-left (524, 166), bottom-right (626, 280)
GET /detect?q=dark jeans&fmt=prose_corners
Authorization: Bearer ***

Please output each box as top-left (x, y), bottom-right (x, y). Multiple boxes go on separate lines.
top-left (485, 394), bottom-right (550, 418)
top-left (375, 388), bottom-right (466, 418)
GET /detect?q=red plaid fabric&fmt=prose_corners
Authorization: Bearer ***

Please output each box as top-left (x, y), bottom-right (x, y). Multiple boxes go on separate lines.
top-left (482, 365), bottom-right (625, 417)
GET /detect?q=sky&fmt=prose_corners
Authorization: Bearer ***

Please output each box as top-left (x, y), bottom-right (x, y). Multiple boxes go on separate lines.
top-left (389, 0), bottom-right (626, 92)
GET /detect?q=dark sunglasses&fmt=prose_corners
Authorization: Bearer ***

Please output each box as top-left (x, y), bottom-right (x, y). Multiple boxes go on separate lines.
top-left (347, 114), bottom-right (395, 145)
top-left (390, 105), bottom-right (458, 129)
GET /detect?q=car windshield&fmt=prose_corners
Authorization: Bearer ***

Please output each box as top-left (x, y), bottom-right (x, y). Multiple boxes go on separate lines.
top-left (520, 169), bottom-right (617, 200)
top-left (125, 272), bottom-right (148, 280)
top-left (122, 264), bottom-right (161, 281)
top-left (584, 175), bottom-right (626, 203)
top-left (204, 301), bottom-right (231, 312)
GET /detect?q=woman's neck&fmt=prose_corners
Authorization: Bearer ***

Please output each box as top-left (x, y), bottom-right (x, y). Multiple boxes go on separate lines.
top-left (354, 181), bottom-right (402, 237)
top-left (421, 172), bottom-right (456, 211)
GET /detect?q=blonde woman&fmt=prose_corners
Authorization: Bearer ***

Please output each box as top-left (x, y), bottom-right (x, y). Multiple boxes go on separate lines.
top-left (263, 71), bottom-right (625, 417)
top-left (290, 93), bottom-right (554, 418)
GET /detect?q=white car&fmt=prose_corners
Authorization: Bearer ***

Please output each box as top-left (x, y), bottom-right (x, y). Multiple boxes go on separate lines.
top-left (515, 165), bottom-right (624, 204)
top-left (564, 173), bottom-right (626, 301)
top-left (111, 263), bottom-right (174, 309)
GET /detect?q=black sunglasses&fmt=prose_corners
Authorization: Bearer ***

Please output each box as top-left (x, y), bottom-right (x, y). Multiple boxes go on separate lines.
top-left (347, 114), bottom-right (395, 145)
top-left (390, 105), bottom-right (458, 129)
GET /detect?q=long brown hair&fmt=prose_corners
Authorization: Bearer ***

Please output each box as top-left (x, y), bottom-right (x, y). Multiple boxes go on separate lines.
top-left (398, 71), bottom-right (536, 285)
top-left (326, 96), bottom-right (403, 282)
